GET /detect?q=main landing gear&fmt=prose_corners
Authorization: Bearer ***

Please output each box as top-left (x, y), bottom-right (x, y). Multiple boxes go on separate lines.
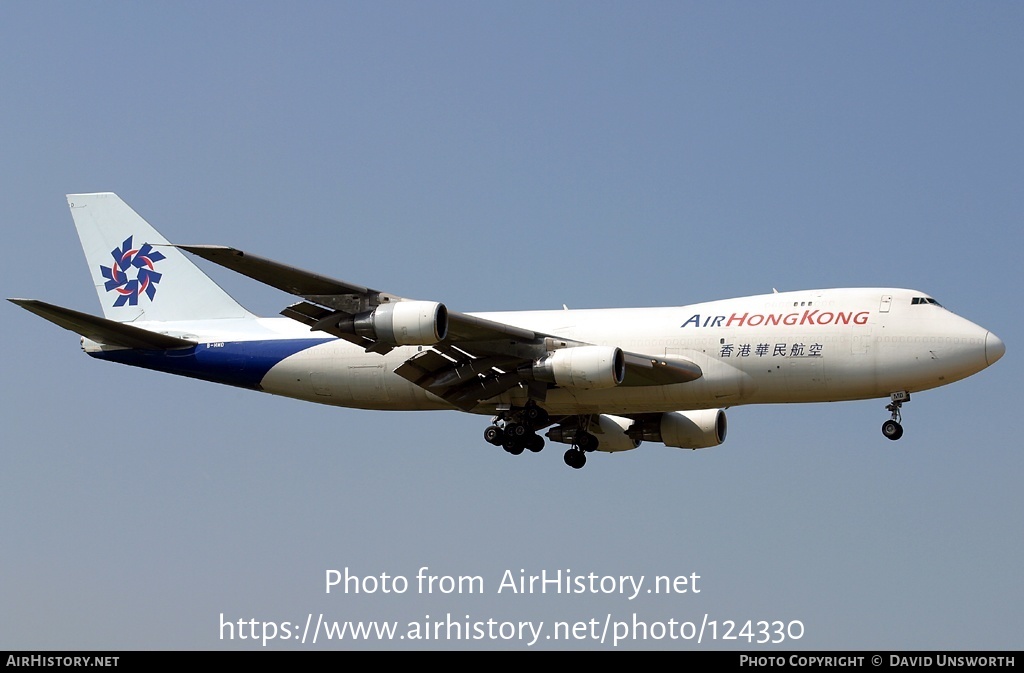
top-left (882, 391), bottom-right (910, 441)
top-left (562, 429), bottom-right (598, 470)
top-left (483, 406), bottom-right (601, 470)
top-left (483, 402), bottom-right (549, 456)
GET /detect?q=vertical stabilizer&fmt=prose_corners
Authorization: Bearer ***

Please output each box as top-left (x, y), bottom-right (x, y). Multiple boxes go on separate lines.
top-left (68, 192), bottom-right (254, 322)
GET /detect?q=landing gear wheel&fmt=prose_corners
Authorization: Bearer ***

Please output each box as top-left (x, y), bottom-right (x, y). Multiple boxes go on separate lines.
top-left (883, 392), bottom-right (908, 441)
top-left (483, 425), bottom-right (504, 446)
top-left (507, 423), bottom-right (527, 439)
top-left (523, 404), bottom-right (548, 428)
top-left (527, 434), bottom-right (545, 453)
top-left (563, 448), bottom-right (586, 469)
top-left (576, 432), bottom-right (599, 452)
top-left (504, 439), bottom-right (525, 455)
top-left (882, 420), bottom-right (904, 441)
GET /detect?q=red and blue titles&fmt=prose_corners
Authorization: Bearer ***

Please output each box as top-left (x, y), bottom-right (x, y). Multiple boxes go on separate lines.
top-left (681, 310), bottom-right (870, 329)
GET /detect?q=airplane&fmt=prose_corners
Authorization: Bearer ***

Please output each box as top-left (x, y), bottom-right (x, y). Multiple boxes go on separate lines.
top-left (9, 192), bottom-right (1006, 469)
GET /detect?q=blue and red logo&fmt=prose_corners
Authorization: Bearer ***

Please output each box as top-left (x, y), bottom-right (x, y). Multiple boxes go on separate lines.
top-left (100, 235), bottom-right (166, 307)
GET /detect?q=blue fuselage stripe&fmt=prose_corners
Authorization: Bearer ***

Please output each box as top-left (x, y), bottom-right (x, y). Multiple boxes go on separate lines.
top-left (89, 338), bottom-right (333, 389)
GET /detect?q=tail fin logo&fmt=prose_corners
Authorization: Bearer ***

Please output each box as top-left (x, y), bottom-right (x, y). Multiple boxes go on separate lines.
top-left (100, 236), bottom-right (166, 307)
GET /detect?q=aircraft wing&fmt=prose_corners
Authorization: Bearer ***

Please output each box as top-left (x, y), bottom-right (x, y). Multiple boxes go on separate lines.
top-left (175, 245), bottom-right (538, 342)
top-left (177, 245), bottom-right (701, 410)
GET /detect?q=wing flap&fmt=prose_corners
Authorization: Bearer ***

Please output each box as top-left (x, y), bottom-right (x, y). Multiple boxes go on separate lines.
top-left (393, 349), bottom-right (456, 387)
top-left (280, 301), bottom-right (375, 349)
top-left (394, 350), bottom-right (528, 410)
top-left (443, 371), bottom-right (525, 410)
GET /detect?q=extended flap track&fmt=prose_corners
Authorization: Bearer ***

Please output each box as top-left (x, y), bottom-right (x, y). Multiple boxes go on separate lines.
top-left (394, 349), bottom-right (529, 411)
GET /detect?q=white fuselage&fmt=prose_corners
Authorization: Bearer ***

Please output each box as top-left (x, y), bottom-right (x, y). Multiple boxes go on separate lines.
top-left (98, 287), bottom-right (1001, 417)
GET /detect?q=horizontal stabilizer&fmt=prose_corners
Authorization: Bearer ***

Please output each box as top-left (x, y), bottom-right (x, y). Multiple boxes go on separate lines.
top-left (8, 298), bottom-right (196, 350)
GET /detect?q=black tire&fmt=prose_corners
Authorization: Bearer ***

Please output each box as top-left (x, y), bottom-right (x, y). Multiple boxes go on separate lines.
top-left (523, 405), bottom-right (547, 427)
top-left (563, 448), bottom-right (586, 469)
top-left (577, 432), bottom-right (599, 452)
top-left (483, 425), bottom-right (503, 446)
top-left (527, 434), bottom-right (545, 453)
top-left (505, 442), bottom-right (525, 456)
top-left (882, 420), bottom-right (904, 441)
top-left (508, 423), bottom-right (527, 438)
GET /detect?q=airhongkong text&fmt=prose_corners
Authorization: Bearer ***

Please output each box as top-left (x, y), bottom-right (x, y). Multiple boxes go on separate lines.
top-left (681, 310), bottom-right (870, 329)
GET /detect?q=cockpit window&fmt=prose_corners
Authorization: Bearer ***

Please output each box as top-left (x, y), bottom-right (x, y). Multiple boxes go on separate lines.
top-left (911, 297), bottom-right (943, 307)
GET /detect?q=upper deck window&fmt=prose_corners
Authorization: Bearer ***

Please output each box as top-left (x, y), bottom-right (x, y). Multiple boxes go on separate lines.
top-left (911, 297), bottom-right (943, 307)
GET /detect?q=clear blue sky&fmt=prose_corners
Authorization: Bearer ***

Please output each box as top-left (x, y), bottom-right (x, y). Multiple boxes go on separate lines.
top-left (2, 2), bottom-right (1021, 650)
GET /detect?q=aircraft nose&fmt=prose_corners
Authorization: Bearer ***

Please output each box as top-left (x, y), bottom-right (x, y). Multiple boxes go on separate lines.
top-left (986, 331), bottom-right (1005, 366)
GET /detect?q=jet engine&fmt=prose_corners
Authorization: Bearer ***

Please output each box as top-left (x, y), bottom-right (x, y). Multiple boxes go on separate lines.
top-left (528, 346), bottom-right (625, 390)
top-left (631, 409), bottom-right (727, 449)
top-left (339, 301), bottom-right (448, 346)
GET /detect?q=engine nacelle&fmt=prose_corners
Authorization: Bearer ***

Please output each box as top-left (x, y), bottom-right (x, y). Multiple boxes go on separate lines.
top-left (530, 346), bottom-right (625, 390)
top-left (595, 414), bottom-right (642, 452)
top-left (634, 409), bottom-right (727, 449)
top-left (545, 414), bottom-right (640, 452)
top-left (348, 301), bottom-right (448, 346)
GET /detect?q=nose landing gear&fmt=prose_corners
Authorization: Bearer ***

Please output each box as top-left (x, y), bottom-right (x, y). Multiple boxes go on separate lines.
top-left (882, 391), bottom-right (910, 440)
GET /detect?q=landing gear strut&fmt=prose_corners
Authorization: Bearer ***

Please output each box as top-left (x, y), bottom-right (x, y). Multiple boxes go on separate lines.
top-left (559, 425), bottom-right (599, 469)
top-left (544, 416), bottom-right (602, 469)
top-left (575, 431), bottom-right (599, 452)
top-left (882, 391), bottom-right (909, 441)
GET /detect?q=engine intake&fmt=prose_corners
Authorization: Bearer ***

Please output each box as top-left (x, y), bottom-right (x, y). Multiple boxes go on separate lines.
top-left (529, 346), bottom-right (625, 390)
top-left (342, 301), bottom-right (448, 346)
